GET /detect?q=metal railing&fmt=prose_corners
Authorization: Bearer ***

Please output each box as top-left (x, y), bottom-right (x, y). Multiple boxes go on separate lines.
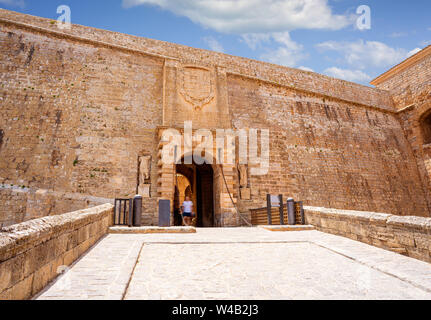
top-left (114, 196), bottom-right (143, 227)
top-left (114, 198), bottom-right (133, 227)
top-left (250, 198), bottom-right (305, 226)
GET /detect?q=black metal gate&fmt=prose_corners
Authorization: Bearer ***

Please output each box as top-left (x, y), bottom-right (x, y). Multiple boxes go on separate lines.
top-left (114, 198), bottom-right (133, 227)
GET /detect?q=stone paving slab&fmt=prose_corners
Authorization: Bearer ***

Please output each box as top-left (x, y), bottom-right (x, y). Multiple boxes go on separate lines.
top-left (36, 235), bottom-right (144, 300)
top-left (36, 228), bottom-right (431, 300)
top-left (125, 242), bottom-right (430, 300)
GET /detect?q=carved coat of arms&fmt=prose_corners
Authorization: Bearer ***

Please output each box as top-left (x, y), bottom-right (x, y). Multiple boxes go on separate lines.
top-left (179, 66), bottom-right (215, 111)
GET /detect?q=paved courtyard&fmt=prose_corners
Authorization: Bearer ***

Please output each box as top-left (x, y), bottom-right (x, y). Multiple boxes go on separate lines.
top-left (36, 228), bottom-right (431, 300)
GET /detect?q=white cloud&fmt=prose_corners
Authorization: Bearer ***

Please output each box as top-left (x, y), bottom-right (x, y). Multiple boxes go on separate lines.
top-left (259, 31), bottom-right (307, 67)
top-left (407, 47), bottom-right (422, 57)
top-left (240, 33), bottom-right (271, 50)
top-left (202, 36), bottom-right (224, 53)
top-left (0, 0), bottom-right (25, 8)
top-left (123, 0), bottom-right (352, 34)
top-left (324, 67), bottom-right (371, 83)
top-left (298, 66), bottom-right (314, 72)
top-left (420, 40), bottom-right (431, 47)
top-left (316, 40), bottom-right (413, 68)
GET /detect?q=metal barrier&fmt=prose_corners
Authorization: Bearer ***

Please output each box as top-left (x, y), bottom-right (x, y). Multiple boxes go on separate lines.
top-left (294, 201), bottom-right (305, 225)
top-left (114, 196), bottom-right (143, 227)
top-left (114, 198), bottom-right (133, 227)
top-left (250, 197), bottom-right (305, 226)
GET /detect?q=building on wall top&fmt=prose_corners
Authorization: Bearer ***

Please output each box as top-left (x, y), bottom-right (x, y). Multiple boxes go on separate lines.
top-left (371, 45), bottom-right (431, 215)
top-left (370, 45), bottom-right (431, 111)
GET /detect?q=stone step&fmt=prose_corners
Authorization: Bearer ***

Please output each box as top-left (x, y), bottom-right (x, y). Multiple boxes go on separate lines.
top-left (109, 226), bottom-right (196, 234)
top-left (258, 225), bottom-right (315, 232)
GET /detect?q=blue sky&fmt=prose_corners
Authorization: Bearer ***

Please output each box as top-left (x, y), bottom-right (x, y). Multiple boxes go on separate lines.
top-left (1, 0), bottom-right (430, 86)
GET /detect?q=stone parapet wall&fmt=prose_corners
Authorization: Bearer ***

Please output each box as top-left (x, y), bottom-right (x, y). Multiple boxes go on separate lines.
top-left (304, 206), bottom-right (431, 263)
top-left (0, 203), bottom-right (114, 300)
top-left (0, 185), bottom-right (113, 227)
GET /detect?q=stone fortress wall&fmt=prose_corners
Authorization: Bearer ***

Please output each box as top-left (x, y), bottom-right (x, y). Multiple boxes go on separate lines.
top-left (1, 9), bottom-right (430, 227)
top-left (371, 46), bottom-right (431, 217)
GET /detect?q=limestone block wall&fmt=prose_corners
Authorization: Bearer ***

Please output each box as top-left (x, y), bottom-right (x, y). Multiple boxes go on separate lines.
top-left (229, 75), bottom-right (430, 217)
top-left (0, 185), bottom-right (113, 228)
top-left (0, 12), bottom-right (163, 225)
top-left (371, 48), bottom-right (431, 208)
top-left (1, 9), bottom-right (430, 226)
top-left (0, 203), bottom-right (113, 300)
top-left (0, 9), bottom-right (394, 112)
top-left (304, 206), bottom-right (431, 263)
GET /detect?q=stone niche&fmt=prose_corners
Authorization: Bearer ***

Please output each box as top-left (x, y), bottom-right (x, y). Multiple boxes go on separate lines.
top-left (238, 165), bottom-right (251, 200)
top-left (138, 155), bottom-right (151, 198)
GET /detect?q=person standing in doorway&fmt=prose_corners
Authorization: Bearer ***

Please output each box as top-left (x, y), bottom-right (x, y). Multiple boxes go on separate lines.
top-left (181, 196), bottom-right (194, 226)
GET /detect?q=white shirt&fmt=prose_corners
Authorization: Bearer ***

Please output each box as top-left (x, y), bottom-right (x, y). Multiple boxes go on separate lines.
top-left (183, 201), bottom-right (193, 213)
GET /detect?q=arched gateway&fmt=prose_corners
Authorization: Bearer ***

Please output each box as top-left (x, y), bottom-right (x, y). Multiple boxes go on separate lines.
top-left (156, 129), bottom-right (239, 227)
top-left (175, 155), bottom-right (215, 227)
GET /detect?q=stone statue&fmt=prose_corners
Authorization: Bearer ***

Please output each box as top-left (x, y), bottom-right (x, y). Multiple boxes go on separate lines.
top-left (139, 155), bottom-right (151, 182)
top-left (238, 165), bottom-right (248, 188)
top-left (138, 156), bottom-right (151, 198)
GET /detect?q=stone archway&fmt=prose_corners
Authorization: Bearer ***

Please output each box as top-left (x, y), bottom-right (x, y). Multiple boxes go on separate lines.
top-left (176, 155), bottom-right (215, 227)
top-left (156, 127), bottom-right (238, 227)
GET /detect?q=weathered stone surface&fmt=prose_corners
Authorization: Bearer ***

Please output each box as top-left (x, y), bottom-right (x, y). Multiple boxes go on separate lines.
top-left (37, 229), bottom-right (431, 300)
top-left (304, 206), bottom-right (431, 263)
top-left (0, 203), bottom-right (114, 300)
top-left (371, 46), bottom-right (431, 214)
top-left (0, 9), bottom-right (430, 229)
top-left (240, 187), bottom-right (251, 200)
top-left (387, 215), bottom-right (431, 230)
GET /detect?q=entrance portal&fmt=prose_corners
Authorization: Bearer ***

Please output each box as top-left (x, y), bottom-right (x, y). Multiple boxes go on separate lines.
top-left (175, 156), bottom-right (215, 227)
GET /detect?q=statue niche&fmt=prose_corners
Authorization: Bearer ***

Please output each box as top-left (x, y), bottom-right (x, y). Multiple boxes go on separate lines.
top-left (138, 155), bottom-right (151, 198)
top-left (238, 164), bottom-right (251, 200)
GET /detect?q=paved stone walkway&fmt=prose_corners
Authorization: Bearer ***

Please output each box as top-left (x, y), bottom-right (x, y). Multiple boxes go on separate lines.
top-left (36, 228), bottom-right (431, 300)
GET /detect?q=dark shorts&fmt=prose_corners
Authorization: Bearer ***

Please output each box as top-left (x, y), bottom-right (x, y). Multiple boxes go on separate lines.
top-left (182, 212), bottom-right (192, 217)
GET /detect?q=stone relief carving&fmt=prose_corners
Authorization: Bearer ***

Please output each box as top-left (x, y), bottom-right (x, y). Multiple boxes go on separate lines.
top-left (179, 65), bottom-right (215, 111)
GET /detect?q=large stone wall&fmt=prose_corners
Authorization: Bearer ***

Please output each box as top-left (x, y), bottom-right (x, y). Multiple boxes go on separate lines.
top-left (0, 9), bottom-right (394, 111)
top-left (0, 184), bottom-right (112, 228)
top-left (0, 9), bottom-right (430, 226)
top-left (0, 11), bottom-right (162, 225)
top-left (372, 47), bottom-right (431, 213)
top-left (0, 203), bottom-right (113, 300)
top-left (229, 75), bottom-right (429, 216)
top-left (304, 206), bottom-right (431, 263)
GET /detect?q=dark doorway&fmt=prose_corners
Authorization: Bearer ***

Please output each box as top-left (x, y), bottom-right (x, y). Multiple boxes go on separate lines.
top-left (196, 163), bottom-right (214, 227)
top-left (175, 156), bottom-right (215, 228)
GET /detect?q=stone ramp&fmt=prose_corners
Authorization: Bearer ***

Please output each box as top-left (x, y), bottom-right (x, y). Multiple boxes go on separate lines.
top-left (36, 228), bottom-right (431, 300)
top-left (36, 235), bottom-right (144, 300)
